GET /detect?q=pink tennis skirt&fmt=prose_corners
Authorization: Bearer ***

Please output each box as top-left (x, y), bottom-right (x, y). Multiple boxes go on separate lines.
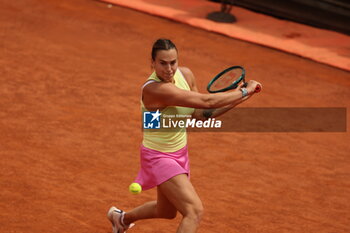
top-left (134, 144), bottom-right (190, 191)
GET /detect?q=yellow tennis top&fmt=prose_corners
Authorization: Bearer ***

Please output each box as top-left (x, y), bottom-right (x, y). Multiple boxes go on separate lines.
top-left (142, 69), bottom-right (195, 152)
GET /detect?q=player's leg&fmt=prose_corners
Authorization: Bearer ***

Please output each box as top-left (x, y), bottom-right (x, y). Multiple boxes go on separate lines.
top-left (158, 174), bottom-right (203, 233)
top-left (155, 185), bottom-right (178, 219)
top-left (122, 185), bottom-right (177, 224)
top-left (122, 200), bottom-right (157, 224)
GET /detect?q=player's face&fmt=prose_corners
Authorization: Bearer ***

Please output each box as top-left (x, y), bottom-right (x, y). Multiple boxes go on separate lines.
top-left (152, 48), bottom-right (178, 83)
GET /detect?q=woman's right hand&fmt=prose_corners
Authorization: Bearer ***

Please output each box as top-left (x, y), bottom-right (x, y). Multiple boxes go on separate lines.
top-left (245, 80), bottom-right (262, 94)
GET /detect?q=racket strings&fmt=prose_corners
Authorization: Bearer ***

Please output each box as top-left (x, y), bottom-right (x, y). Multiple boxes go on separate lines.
top-left (210, 70), bottom-right (243, 91)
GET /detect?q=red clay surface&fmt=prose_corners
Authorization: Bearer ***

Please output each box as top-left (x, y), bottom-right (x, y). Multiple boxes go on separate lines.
top-left (1, 0), bottom-right (350, 232)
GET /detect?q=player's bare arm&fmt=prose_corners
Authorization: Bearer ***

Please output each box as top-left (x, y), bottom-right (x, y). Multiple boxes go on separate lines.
top-left (178, 67), bottom-right (260, 120)
top-left (142, 81), bottom-right (245, 110)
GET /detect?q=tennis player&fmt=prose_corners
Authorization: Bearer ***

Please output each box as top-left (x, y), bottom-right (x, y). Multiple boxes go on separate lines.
top-left (107, 38), bottom-right (261, 233)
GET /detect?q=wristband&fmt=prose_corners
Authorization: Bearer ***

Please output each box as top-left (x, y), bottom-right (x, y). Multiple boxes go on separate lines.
top-left (240, 87), bottom-right (248, 98)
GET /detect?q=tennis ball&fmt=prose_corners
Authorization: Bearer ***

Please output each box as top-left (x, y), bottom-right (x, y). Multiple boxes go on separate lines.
top-left (129, 183), bottom-right (142, 194)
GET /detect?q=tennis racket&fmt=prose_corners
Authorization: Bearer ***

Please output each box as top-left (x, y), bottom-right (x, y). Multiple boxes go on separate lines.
top-left (207, 66), bottom-right (261, 93)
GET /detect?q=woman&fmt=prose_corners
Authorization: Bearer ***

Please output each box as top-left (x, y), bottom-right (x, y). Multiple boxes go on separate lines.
top-left (108, 39), bottom-right (261, 233)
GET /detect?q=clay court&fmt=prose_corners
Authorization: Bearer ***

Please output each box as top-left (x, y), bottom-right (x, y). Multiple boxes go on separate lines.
top-left (1, 0), bottom-right (350, 232)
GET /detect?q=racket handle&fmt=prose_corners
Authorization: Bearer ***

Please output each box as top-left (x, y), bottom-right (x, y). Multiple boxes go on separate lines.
top-left (254, 84), bottom-right (261, 93)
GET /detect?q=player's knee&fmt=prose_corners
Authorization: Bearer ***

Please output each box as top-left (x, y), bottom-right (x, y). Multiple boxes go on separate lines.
top-left (184, 202), bottom-right (204, 224)
top-left (194, 203), bottom-right (204, 223)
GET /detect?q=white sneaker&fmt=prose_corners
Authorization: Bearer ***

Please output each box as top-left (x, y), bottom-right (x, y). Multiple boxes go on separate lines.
top-left (107, 206), bottom-right (135, 233)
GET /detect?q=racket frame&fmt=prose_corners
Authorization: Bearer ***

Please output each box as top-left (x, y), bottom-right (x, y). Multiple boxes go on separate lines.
top-left (207, 65), bottom-right (246, 93)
